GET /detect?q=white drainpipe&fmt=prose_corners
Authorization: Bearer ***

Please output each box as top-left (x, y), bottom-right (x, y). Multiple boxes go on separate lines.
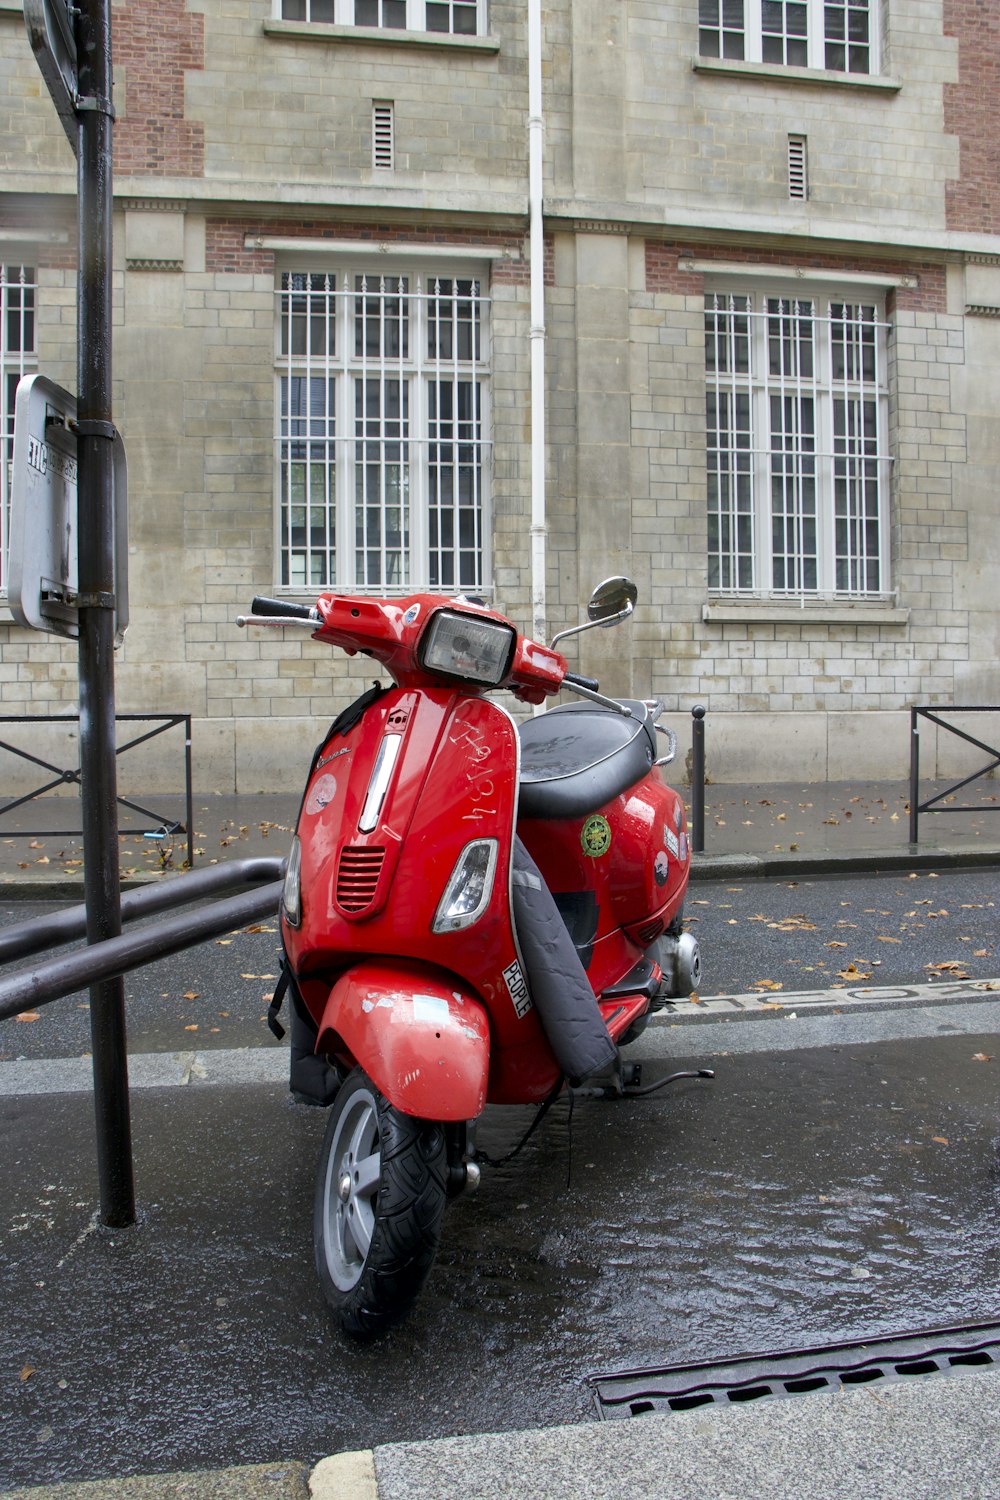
top-left (527, 0), bottom-right (546, 654)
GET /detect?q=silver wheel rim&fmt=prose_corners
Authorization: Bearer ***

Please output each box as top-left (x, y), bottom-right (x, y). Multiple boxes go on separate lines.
top-left (320, 1084), bottom-right (382, 1293)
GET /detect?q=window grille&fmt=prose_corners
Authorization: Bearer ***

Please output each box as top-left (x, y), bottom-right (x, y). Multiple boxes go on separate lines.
top-left (705, 290), bottom-right (890, 598)
top-left (0, 264), bottom-right (37, 594)
top-left (276, 269), bottom-right (489, 593)
top-left (279, 0), bottom-right (484, 34)
top-left (788, 134), bottom-right (807, 198)
top-left (373, 101), bottom-right (394, 169)
top-left (698, 0), bottom-right (874, 74)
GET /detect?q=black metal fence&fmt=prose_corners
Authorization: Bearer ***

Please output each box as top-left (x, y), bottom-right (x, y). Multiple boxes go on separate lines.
top-left (0, 712), bottom-right (194, 867)
top-left (908, 705), bottom-right (1000, 844)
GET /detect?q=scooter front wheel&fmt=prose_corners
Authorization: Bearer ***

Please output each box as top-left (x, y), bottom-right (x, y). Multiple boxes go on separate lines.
top-left (313, 1066), bottom-right (447, 1339)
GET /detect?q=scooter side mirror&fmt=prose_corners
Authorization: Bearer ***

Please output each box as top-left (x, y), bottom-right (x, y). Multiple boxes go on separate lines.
top-left (587, 576), bottom-right (638, 626)
top-left (549, 577), bottom-right (639, 653)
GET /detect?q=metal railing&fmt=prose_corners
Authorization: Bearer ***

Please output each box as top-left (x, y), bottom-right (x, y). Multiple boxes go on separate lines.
top-left (908, 706), bottom-right (1000, 844)
top-left (0, 859), bottom-right (286, 1223)
top-left (0, 712), bottom-right (194, 867)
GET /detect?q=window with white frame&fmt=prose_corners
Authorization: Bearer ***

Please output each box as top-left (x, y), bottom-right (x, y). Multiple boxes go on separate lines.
top-left (276, 267), bottom-right (490, 593)
top-left (704, 288), bottom-right (891, 598)
top-left (279, 0), bottom-right (483, 35)
top-left (698, 0), bottom-right (875, 73)
top-left (1, 264), bottom-right (37, 593)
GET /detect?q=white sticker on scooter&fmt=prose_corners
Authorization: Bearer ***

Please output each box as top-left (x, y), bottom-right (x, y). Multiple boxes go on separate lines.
top-left (665, 827), bottom-right (680, 859)
top-left (305, 773), bottom-right (338, 815)
top-left (680, 831), bottom-right (688, 861)
top-left (502, 959), bottom-right (533, 1018)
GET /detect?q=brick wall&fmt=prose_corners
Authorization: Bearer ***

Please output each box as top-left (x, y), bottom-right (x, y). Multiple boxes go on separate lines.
top-left (944, 0), bottom-right (1000, 233)
top-left (113, 0), bottom-right (205, 177)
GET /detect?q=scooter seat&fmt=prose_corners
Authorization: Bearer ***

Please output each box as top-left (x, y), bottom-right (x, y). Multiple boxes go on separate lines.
top-left (517, 701), bottom-right (657, 820)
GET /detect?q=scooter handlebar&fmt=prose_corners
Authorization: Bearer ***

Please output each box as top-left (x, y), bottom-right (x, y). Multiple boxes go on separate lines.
top-left (563, 671), bottom-right (601, 693)
top-left (250, 595), bottom-right (316, 621)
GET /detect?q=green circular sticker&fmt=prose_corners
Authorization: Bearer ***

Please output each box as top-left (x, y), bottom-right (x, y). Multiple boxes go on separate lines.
top-left (581, 814), bottom-right (612, 858)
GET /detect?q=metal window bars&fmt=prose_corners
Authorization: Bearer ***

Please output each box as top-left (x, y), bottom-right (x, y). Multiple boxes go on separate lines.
top-left (704, 291), bottom-right (890, 600)
top-left (276, 269), bottom-right (489, 593)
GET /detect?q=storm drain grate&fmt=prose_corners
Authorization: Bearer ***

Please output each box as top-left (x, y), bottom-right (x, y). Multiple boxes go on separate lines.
top-left (590, 1321), bottom-right (1000, 1420)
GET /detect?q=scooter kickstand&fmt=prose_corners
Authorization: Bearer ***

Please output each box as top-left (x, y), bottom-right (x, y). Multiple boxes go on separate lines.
top-left (622, 1066), bottom-right (716, 1098)
top-left (572, 1054), bottom-right (642, 1100)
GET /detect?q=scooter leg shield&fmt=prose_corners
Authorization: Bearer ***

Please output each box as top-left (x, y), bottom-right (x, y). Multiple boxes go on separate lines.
top-left (316, 962), bottom-right (490, 1122)
top-left (511, 839), bottom-right (617, 1084)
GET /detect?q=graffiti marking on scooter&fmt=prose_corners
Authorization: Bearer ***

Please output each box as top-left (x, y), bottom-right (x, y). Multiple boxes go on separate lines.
top-left (581, 814), bottom-right (612, 858)
top-left (502, 959), bottom-right (533, 1018)
top-left (463, 777), bottom-right (498, 820)
top-left (449, 716), bottom-right (491, 764)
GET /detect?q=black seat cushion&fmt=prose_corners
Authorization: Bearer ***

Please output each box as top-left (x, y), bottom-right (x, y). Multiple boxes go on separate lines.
top-left (518, 701), bottom-right (656, 819)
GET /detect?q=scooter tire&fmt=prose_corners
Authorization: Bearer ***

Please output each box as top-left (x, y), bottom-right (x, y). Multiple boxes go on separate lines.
top-left (313, 1067), bottom-right (448, 1339)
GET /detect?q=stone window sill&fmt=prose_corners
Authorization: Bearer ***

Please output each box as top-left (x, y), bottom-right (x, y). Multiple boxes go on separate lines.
top-left (692, 56), bottom-right (901, 94)
top-left (263, 19), bottom-right (499, 54)
top-left (703, 600), bottom-right (910, 626)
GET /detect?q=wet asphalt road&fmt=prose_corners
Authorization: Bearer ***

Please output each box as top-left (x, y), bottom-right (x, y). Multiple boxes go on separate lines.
top-left (2, 869), bottom-right (1000, 1488)
top-left (2, 866), bottom-right (999, 1059)
top-left (3, 1026), bottom-right (1000, 1485)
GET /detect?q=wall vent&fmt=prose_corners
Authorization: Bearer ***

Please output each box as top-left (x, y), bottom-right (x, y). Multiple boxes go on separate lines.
top-left (373, 101), bottom-right (394, 171)
top-left (788, 134), bottom-right (808, 200)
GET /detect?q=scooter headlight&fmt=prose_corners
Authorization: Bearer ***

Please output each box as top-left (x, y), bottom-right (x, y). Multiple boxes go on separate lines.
top-left (419, 610), bottom-right (516, 687)
top-left (283, 834), bottom-right (302, 928)
top-left (432, 839), bottom-right (499, 933)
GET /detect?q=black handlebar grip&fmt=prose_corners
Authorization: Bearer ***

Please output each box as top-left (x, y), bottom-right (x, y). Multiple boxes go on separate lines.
top-left (251, 595), bottom-right (315, 620)
top-left (564, 672), bottom-right (601, 693)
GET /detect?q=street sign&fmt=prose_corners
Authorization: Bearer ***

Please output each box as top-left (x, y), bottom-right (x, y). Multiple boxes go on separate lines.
top-left (24, 0), bottom-right (79, 155)
top-left (8, 373), bottom-right (129, 643)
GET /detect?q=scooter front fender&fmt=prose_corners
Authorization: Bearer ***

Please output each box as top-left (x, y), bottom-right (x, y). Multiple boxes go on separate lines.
top-left (316, 960), bottom-right (490, 1122)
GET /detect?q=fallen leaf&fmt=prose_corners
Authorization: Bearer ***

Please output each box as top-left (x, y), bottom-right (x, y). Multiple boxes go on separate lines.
top-left (15, 1011), bottom-right (41, 1023)
top-left (182, 991), bottom-right (200, 1001)
top-left (972, 1053), bottom-right (993, 1063)
top-left (751, 979), bottom-right (784, 991)
top-left (184, 1024), bottom-right (199, 1032)
top-left (825, 941), bottom-right (849, 949)
top-left (19, 1366), bottom-right (34, 1382)
top-left (876, 935), bottom-right (902, 944)
top-left (932, 1136), bottom-right (949, 1146)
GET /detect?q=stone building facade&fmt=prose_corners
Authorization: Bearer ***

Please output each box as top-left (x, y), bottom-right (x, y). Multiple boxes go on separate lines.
top-left (1, 0), bottom-right (998, 789)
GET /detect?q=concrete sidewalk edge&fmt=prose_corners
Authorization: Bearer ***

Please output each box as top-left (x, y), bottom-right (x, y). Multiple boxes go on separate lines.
top-left (8, 1366), bottom-right (1000, 1499)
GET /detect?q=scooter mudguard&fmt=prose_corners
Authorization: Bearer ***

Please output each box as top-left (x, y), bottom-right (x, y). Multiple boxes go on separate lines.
top-left (316, 959), bottom-right (490, 1122)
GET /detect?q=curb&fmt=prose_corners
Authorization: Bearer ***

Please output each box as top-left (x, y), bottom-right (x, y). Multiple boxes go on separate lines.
top-left (690, 844), bottom-right (1000, 880)
top-left (3, 1454), bottom-right (377, 1499)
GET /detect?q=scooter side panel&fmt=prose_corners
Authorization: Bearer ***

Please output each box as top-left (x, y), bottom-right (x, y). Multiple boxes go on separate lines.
top-left (316, 960), bottom-right (490, 1121)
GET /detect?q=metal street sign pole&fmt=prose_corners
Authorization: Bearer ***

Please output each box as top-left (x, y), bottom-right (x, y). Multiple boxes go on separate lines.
top-left (75, 0), bottom-right (134, 1227)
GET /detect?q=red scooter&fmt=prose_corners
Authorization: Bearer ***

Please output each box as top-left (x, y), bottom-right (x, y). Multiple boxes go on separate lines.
top-left (239, 579), bottom-right (706, 1337)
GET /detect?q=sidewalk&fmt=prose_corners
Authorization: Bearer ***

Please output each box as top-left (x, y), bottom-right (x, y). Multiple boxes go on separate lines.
top-left (1, 778), bottom-right (999, 897)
